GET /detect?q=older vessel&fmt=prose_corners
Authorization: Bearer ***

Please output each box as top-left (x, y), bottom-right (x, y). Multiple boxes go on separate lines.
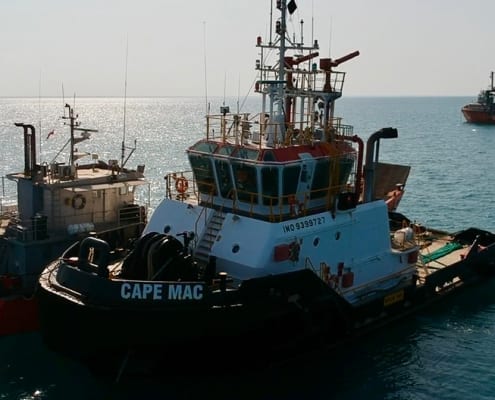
top-left (0, 103), bottom-right (148, 335)
top-left (461, 72), bottom-right (495, 123)
top-left (37, 1), bottom-right (495, 374)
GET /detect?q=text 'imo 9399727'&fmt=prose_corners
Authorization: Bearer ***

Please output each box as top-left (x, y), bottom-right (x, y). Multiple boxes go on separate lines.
top-left (37, 0), bottom-right (495, 376)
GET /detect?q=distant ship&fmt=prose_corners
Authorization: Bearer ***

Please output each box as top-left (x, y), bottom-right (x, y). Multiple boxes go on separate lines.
top-left (461, 72), bottom-right (495, 124)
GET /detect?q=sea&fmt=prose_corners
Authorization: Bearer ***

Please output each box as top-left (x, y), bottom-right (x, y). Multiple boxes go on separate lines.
top-left (1, 96), bottom-right (495, 399)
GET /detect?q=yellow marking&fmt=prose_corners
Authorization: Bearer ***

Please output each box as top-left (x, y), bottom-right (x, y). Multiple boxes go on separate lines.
top-left (384, 289), bottom-right (404, 307)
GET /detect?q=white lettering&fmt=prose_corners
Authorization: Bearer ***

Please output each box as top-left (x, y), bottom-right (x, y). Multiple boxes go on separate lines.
top-left (120, 283), bottom-right (164, 300)
top-left (168, 284), bottom-right (204, 300)
top-left (121, 283), bottom-right (203, 301)
top-left (183, 285), bottom-right (193, 300)
top-left (193, 285), bottom-right (203, 300)
top-left (142, 283), bottom-right (153, 298)
top-left (153, 284), bottom-right (163, 300)
top-left (121, 282), bottom-right (131, 299)
top-left (132, 284), bottom-right (142, 299)
top-left (168, 284), bottom-right (183, 300)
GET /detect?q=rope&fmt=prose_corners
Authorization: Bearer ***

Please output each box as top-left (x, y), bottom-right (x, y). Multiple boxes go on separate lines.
top-left (420, 242), bottom-right (462, 264)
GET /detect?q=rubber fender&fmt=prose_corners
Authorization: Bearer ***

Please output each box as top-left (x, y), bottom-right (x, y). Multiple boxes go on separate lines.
top-left (121, 232), bottom-right (162, 279)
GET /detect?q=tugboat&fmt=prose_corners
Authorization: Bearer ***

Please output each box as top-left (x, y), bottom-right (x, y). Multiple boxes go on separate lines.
top-left (37, 1), bottom-right (495, 373)
top-left (0, 103), bottom-right (148, 335)
top-left (461, 71), bottom-right (495, 123)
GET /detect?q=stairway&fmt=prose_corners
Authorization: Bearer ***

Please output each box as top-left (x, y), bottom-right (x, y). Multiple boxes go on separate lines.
top-left (194, 211), bottom-right (226, 267)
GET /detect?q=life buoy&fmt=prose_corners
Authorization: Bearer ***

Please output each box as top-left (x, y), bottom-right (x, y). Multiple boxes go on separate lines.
top-left (72, 194), bottom-right (86, 210)
top-left (175, 177), bottom-right (189, 194)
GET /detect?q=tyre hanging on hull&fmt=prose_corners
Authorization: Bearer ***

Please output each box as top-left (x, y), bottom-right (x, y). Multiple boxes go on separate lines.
top-left (119, 232), bottom-right (199, 281)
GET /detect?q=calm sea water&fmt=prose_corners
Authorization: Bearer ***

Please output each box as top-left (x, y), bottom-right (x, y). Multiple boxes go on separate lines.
top-left (1, 96), bottom-right (495, 399)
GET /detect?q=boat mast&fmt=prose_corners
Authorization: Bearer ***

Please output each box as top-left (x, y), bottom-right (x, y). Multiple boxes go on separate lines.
top-left (62, 104), bottom-right (97, 172)
top-left (64, 104), bottom-right (77, 168)
top-left (277, 0), bottom-right (287, 142)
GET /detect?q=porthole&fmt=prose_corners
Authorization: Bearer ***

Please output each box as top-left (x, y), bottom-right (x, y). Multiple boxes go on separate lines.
top-left (313, 237), bottom-right (320, 247)
top-left (164, 225), bottom-right (171, 234)
top-left (232, 244), bottom-right (240, 253)
top-left (335, 231), bottom-right (341, 240)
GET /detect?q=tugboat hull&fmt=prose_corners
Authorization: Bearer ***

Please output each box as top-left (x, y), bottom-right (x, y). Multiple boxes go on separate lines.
top-left (37, 230), bottom-right (495, 370)
top-left (37, 267), bottom-right (350, 363)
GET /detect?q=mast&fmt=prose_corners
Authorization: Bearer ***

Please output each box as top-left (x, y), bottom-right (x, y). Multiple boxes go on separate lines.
top-left (254, 0), bottom-right (358, 147)
top-left (63, 104), bottom-right (97, 170)
top-left (277, 0), bottom-right (287, 141)
top-left (64, 104), bottom-right (77, 168)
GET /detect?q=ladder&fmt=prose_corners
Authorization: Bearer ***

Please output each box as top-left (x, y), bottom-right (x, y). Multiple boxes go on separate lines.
top-left (194, 211), bottom-right (226, 267)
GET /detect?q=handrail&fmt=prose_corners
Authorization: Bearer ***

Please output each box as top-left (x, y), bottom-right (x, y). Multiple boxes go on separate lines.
top-left (204, 113), bottom-right (354, 148)
top-left (165, 167), bottom-right (355, 222)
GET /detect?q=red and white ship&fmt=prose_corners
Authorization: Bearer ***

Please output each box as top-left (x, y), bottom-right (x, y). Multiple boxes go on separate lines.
top-left (461, 72), bottom-right (495, 124)
top-left (36, 0), bottom-right (495, 376)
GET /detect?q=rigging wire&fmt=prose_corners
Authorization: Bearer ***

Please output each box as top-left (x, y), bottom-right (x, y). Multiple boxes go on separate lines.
top-left (62, 83), bottom-right (65, 116)
top-left (203, 21), bottom-right (209, 114)
top-left (223, 72), bottom-right (227, 106)
top-left (38, 70), bottom-right (42, 164)
top-left (121, 37), bottom-right (129, 169)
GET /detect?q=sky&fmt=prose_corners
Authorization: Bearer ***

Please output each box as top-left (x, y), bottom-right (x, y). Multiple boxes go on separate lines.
top-left (1, 0), bottom-right (495, 98)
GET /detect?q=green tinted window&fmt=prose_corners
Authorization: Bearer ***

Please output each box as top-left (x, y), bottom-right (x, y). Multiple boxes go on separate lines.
top-left (338, 157), bottom-right (355, 185)
top-left (188, 155), bottom-right (216, 195)
top-left (215, 160), bottom-right (234, 198)
top-left (232, 163), bottom-right (258, 203)
top-left (282, 165), bottom-right (300, 204)
top-left (261, 167), bottom-right (279, 206)
top-left (311, 159), bottom-right (330, 199)
top-left (233, 148), bottom-right (259, 160)
top-left (190, 142), bottom-right (218, 153)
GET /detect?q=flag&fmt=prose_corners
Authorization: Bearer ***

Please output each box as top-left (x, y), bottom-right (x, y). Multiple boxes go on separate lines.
top-left (288, 0), bottom-right (297, 14)
top-left (46, 130), bottom-right (55, 139)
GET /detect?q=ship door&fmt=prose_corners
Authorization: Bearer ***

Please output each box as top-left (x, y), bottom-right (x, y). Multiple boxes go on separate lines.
top-left (296, 153), bottom-right (316, 204)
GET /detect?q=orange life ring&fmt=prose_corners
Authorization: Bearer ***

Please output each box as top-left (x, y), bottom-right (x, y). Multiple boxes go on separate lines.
top-left (175, 177), bottom-right (189, 194)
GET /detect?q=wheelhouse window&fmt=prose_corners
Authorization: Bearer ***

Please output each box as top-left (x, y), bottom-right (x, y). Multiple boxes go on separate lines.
top-left (214, 159), bottom-right (234, 198)
top-left (232, 163), bottom-right (258, 203)
top-left (188, 155), bottom-right (216, 195)
top-left (189, 141), bottom-right (218, 153)
top-left (338, 156), bottom-right (355, 186)
top-left (282, 165), bottom-right (301, 204)
top-left (216, 145), bottom-right (236, 156)
top-left (310, 159), bottom-right (330, 199)
top-left (232, 147), bottom-right (259, 160)
top-left (261, 166), bottom-right (279, 206)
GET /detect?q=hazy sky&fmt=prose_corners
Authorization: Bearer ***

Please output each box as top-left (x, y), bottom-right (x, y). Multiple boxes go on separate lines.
top-left (2, 0), bottom-right (494, 98)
